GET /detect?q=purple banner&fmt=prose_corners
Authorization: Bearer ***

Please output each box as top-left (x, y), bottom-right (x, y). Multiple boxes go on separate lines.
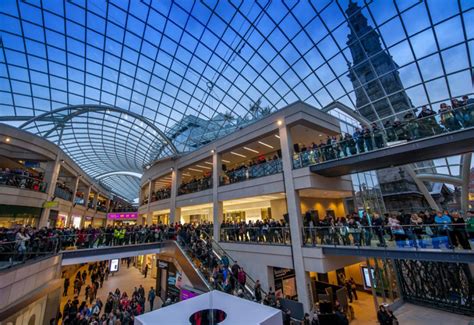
top-left (180, 289), bottom-right (199, 301)
top-left (107, 212), bottom-right (138, 220)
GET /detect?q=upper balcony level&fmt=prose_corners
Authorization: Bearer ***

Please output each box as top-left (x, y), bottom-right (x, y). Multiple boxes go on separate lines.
top-left (140, 101), bottom-right (352, 207)
top-left (0, 123), bottom-right (112, 213)
top-left (291, 106), bottom-right (474, 176)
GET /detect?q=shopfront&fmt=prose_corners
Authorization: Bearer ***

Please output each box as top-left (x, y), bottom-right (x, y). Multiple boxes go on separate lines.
top-left (92, 217), bottom-right (106, 227)
top-left (71, 215), bottom-right (82, 228)
top-left (56, 213), bottom-right (69, 228)
top-left (0, 205), bottom-right (41, 227)
top-left (83, 216), bottom-right (93, 228)
top-left (107, 212), bottom-right (138, 225)
top-left (273, 267), bottom-right (297, 300)
top-left (156, 260), bottom-right (181, 302)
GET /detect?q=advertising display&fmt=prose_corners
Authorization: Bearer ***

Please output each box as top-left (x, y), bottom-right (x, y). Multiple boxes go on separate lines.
top-left (179, 289), bottom-right (199, 301)
top-left (273, 267), bottom-right (297, 299)
top-left (361, 266), bottom-right (376, 289)
top-left (107, 212), bottom-right (138, 220)
top-left (110, 259), bottom-right (119, 273)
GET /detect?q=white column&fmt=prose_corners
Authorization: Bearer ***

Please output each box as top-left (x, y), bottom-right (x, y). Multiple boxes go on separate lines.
top-left (278, 121), bottom-right (313, 313)
top-left (85, 186), bottom-right (92, 209)
top-left (39, 155), bottom-right (62, 228)
top-left (71, 176), bottom-right (80, 203)
top-left (146, 179), bottom-right (152, 213)
top-left (93, 192), bottom-right (99, 210)
top-left (212, 150), bottom-right (223, 240)
top-left (170, 166), bottom-right (181, 224)
top-left (105, 198), bottom-right (111, 212)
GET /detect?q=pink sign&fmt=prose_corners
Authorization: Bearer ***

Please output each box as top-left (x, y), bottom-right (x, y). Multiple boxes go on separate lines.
top-left (107, 212), bottom-right (138, 220)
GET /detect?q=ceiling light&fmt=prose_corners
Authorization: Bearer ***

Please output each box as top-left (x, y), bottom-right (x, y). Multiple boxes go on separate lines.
top-left (222, 159), bottom-right (231, 163)
top-left (188, 168), bottom-right (203, 172)
top-left (243, 147), bottom-right (259, 154)
top-left (277, 120), bottom-right (283, 126)
top-left (211, 149), bottom-right (215, 153)
top-left (205, 162), bottom-right (213, 165)
top-left (182, 173), bottom-right (191, 176)
top-left (5, 137), bottom-right (11, 142)
top-left (145, 165), bottom-right (151, 170)
top-left (230, 151), bottom-right (246, 158)
top-left (258, 141), bottom-right (273, 149)
top-left (196, 164), bottom-right (212, 170)
top-left (170, 167), bottom-right (174, 171)
top-left (274, 135), bottom-right (280, 139)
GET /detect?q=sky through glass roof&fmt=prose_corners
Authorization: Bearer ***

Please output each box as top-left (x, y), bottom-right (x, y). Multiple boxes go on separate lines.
top-left (0, 0), bottom-right (472, 200)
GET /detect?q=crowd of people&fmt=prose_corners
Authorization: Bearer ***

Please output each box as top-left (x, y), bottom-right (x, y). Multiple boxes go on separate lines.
top-left (55, 182), bottom-right (74, 200)
top-left (221, 153), bottom-right (283, 185)
top-left (178, 174), bottom-right (212, 195)
top-left (220, 219), bottom-right (290, 244)
top-left (293, 95), bottom-right (474, 167)
top-left (60, 261), bottom-right (157, 324)
top-left (0, 167), bottom-right (46, 192)
top-left (302, 209), bottom-right (473, 250)
top-left (218, 209), bottom-right (474, 250)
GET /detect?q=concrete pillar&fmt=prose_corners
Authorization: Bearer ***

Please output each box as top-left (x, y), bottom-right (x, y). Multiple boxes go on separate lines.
top-left (146, 179), bottom-right (152, 213)
top-left (212, 150), bottom-right (223, 240)
top-left (105, 198), bottom-right (111, 212)
top-left (39, 156), bottom-right (62, 228)
top-left (85, 186), bottom-right (92, 209)
top-left (170, 166), bottom-right (181, 224)
top-left (278, 121), bottom-right (313, 313)
top-left (71, 176), bottom-right (80, 203)
top-left (93, 192), bottom-right (99, 210)
top-left (146, 213), bottom-right (153, 225)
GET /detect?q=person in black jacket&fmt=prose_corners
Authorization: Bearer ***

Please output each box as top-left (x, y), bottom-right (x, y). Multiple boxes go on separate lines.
top-left (377, 304), bottom-right (397, 325)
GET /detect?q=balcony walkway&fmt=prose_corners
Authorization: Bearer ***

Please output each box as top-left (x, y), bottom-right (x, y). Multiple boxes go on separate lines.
top-left (309, 127), bottom-right (474, 176)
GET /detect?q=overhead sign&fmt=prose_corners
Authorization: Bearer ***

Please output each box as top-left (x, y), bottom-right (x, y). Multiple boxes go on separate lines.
top-left (43, 201), bottom-right (59, 208)
top-left (107, 212), bottom-right (138, 220)
top-left (24, 161), bottom-right (40, 168)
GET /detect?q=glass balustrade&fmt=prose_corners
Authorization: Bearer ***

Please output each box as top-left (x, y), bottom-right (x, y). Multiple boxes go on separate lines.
top-left (302, 224), bottom-right (473, 251)
top-left (54, 185), bottom-right (73, 201)
top-left (178, 177), bottom-right (212, 195)
top-left (0, 230), bottom-right (167, 270)
top-left (293, 106), bottom-right (474, 169)
top-left (0, 171), bottom-right (47, 192)
top-left (220, 159), bottom-right (283, 185)
top-left (220, 226), bottom-right (291, 245)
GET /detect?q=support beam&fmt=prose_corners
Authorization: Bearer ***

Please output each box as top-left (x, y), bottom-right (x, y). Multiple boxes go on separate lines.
top-left (415, 173), bottom-right (463, 186)
top-left (405, 165), bottom-right (439, 211)
top-left (170, 166), bottom-right (181, 224)
top-left (278, 121), bottom-right (312, 313)
top-left (39, 155), bottom-right (61, 228)
top-left (460, 153), bottom-right (472, 212)
top-left (212, 150), bottom-right (223, 240)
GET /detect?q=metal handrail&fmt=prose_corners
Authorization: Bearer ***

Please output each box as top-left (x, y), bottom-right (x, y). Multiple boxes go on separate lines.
top-left (0, 171), bottom-right (47, 192)
top-left (293, 105), bottom-right (474, 169)
top-left (200, 230), bottom-right (267, 300)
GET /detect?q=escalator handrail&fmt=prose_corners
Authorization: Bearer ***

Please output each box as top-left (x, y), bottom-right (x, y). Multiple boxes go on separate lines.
top-left (174, 240), bottom-right (214, 291)
top-left (200, 230), bottom-right (267, 299)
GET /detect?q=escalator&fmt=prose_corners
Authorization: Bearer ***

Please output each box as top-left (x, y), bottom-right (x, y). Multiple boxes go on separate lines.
top-left (198, 231), bottom-right (267, 301)
top-left (160, 241), bottom-right (213, 293)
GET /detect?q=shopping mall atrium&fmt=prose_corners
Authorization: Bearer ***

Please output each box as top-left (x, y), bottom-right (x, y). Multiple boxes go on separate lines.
top-left (0, 0), bottom-right (473, 324)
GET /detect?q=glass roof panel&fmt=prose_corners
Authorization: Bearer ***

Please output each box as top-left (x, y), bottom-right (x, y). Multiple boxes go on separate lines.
top-left (0, 0), bottom-right (472, 200)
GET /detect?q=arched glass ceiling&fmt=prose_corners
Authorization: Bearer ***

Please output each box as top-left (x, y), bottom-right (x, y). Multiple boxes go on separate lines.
top-left (99, 174), bottom-right (141, 202)
top-left (1, 0), bottom-right (473, 200)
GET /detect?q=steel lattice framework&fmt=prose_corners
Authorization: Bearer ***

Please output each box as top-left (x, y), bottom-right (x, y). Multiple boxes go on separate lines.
top-left (0, 0), bottom-right (473, 200)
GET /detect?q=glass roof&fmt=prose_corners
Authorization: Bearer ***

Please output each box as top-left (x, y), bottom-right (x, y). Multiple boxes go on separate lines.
top-left (1, 0), bottom-right (472, 201)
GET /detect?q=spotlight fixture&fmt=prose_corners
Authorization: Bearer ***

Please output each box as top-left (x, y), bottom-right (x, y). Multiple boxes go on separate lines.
top-left (277, 120), bottom-right (283, 126)
top-left (60, 159), bottom-right (65, 163)
top-left (5, 137), bottom-right (11, 142)
top-left (211, 149), bottom-right (215, 153)
top-left (170, 167), bottom-right (174, 171)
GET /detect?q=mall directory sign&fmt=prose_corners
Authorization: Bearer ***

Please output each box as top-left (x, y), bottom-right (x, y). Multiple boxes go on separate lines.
top-left (107, 212), bottom-right (138, 220)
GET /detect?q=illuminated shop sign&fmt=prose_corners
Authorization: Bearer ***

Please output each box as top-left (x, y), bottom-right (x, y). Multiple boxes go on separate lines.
top-left (107, 212), bottom-right (138, 220)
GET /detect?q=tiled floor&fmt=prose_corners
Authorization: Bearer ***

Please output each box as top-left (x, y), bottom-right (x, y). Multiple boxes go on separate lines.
top-left (60, 259), bottom-right (160, 322)
top-left (394, 303), bottom-right (473, 325)
top-left (343, 290), bottom-right (473, 325)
